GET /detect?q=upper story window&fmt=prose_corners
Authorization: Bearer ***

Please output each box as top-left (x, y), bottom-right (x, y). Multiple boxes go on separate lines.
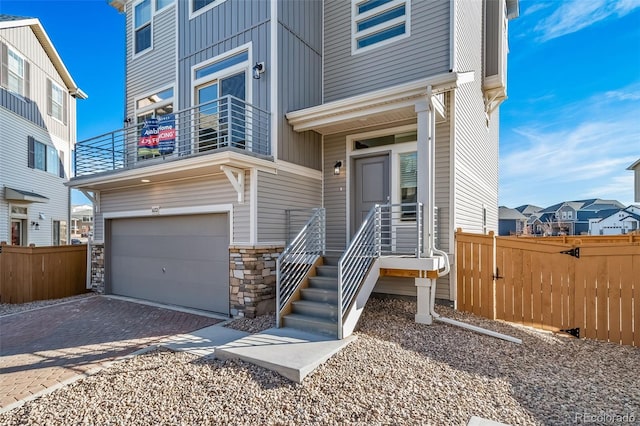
top-left (48, 79), bottom-right (67, 123)
top-left (3, 45), bottom-right (30, 98)
top-left (134, 0), bottom-right (152, 54)
top-left (135, 86), bottom-right (174, 123)
top-left (28, 136), bottom-right (63, 177)
top-left (193, 46), bottom-right (250, 151)
top-left (352, 0), bottom-right (410, 54)
top-left (191, 0), bottom-right (227, 17)
top-left (156, 0), bottom-right (174, 12)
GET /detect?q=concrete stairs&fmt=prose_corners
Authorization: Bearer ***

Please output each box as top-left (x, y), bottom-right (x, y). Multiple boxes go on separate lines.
top-left (282, 255), bottom-right (341, 338)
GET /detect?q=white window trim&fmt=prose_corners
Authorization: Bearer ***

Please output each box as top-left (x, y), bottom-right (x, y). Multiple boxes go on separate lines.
top-left (190, 0), bottom-right (229, 20)
top-left (132, 0), bottom-right (154, 58)
top-left (191, 43), bottom-right (253, 107)
top-left (134, 83), bottom-right (175, 120)
top-left (345, 124), bottom-right (417, 242)
top-left (7, 46), bottom-right (26, 96)
top-left (50, 80), bottom-right (65, 124)
top-left (155, 0), bottom-right (175, 14)
top-left (351, 0), bottom-right (411, 55)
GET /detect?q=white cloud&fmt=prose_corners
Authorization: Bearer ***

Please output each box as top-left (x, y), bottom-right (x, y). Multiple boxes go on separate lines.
top-left (521, 2), bottom-right (553, 17)
top-left (534, 0), bottom-right (640, 42)
top-left (499, 91), bottom-right (640, 208)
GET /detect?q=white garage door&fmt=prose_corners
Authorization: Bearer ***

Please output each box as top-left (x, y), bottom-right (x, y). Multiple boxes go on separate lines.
top-left (109, 214), bottom-right (229, 314)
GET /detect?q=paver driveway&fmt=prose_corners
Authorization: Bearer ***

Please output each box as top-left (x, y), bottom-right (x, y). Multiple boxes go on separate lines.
top-left (0, 295), bottom-right (221, 409)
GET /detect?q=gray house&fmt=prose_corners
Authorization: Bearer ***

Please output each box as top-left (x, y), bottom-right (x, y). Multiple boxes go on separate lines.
top-left (498, 206), bottom-right (527, 236)
top-left (70, 0), bottom-right (519, 337)
top-left (0, 16), bottom-right (86, 246)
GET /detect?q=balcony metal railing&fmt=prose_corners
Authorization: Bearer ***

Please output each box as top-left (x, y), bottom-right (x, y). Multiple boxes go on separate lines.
top-left (338, 203), bottom-right (423, 338)
top-left (74, 95), bottom-right (271, 177)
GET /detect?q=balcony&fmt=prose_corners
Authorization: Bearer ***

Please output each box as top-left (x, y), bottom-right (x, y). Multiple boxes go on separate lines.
top-left (74, 96), bottom-right (271, 179)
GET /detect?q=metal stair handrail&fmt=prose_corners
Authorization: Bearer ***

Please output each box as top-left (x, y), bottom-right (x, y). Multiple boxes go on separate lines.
top-left (276, 208), bottom-right (325, 327)
top-left (338, 205), bottom-right (380, 338)
top-left (338, 202), bottom-right (423, 338)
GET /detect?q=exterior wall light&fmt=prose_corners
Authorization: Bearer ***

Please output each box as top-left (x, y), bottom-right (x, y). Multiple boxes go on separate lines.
top-left (334, 161), bottom-right (342, 175)
top-left (253, 62), bottom-right (265, 79)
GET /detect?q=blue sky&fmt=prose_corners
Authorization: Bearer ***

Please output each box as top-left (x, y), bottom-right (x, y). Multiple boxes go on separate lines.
top-left (2, 0), bottom-right (639, 208)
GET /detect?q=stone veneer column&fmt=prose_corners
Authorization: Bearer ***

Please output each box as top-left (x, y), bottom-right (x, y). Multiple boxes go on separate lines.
top-left (90, 243), bottom-right (105, 293)
top-left (229, 245), bottom-right (284, 318)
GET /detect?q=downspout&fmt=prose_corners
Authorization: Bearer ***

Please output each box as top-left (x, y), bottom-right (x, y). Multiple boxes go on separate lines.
top-left (424, 88), bottom-right (521, 345)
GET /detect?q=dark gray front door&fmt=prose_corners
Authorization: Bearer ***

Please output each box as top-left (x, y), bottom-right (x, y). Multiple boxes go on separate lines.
top-left (352, 154), bottom-right (390, 235)
top-left (110, 213), bottom-right (229, 314)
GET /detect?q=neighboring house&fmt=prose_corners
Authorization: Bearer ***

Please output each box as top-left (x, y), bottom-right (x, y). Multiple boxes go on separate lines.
top-left (71, 204), bottom-right (94, 240)
top-left (70, 0), bottom-right (519, 327)
top-left (629, 159), bottom-right (640, 203)
top-left (589, 205), bottom-right (640, 236)
top-left (0, 15), bottom-right (86, 246)
top-left (531, 199), bottom-right (625, 236)
top-left (498, 206), bottom-right (526, 235)
top-left (514, 204), bottom-right (542, 217)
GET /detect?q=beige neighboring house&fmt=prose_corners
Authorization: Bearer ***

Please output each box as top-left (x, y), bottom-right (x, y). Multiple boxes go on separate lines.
top-left (71, 204), bottom-right (93, 242)
top-left (629, 159), bottom-right (640, 203)
top-left (0, 15), bottom-right (86, 246)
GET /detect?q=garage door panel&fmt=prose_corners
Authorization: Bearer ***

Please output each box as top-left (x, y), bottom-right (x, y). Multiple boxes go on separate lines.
top-left (111, 235), bottom-right (228, 262)
top-left (110, 214), bottom-right (229, 314)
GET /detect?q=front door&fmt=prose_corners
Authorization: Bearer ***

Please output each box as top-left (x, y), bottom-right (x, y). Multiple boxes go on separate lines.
top-left (352, 154), bottom-right (390, 236)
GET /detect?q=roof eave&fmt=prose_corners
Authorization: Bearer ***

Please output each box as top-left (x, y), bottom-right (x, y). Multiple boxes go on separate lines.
top-left (627, 159), bottom-right (640, 170)
top-left (1, 18), bottom-right (87, 100)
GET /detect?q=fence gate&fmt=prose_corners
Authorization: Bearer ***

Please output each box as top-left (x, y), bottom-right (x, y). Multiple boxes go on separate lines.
top-left (456, 230), bottom-right (639, 347)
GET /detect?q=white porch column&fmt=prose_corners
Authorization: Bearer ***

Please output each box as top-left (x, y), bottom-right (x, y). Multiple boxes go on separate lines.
top-left (415, 92), bottom-right (434, 258)
top-left (415, 277), bottom-right (433, 324)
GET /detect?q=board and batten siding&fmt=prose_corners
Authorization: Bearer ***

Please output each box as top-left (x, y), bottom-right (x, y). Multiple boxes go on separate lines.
top-left (276, 0), bottom-right (323, 170)
top-left (635, 167), bottom-right (640, 203)
top-left (94, 173), bottom-right (250, 244)
top-left (0, 109), bottom-right (69, 246)
top-left (323, 0), bottom-right (451, 103)
top-left (177, 0), bottom-right (270, 113)
top-left (453, 0), bottom-right (499, 234)
top-left (125, 3), bottom-right (177, 118)
top-left (1, 26), bottom-right (76, 145)
top-left (256, 170), bottom-right (321, 243)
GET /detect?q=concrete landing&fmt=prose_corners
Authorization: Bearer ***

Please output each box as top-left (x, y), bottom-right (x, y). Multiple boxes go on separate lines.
top-left (467, 416), bottom-right (511, 426)
top-left (161, 325), bottom-right (249, 357)
top-left (215, 327), bottom-right (357, 383)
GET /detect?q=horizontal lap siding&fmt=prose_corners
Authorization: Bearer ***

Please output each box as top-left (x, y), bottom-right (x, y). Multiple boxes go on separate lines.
top-left (324, 133), bottom-right (348, 252)
top-left (454, 0), bottom-right (499, 235)
top-left (0, 110), bottom-right (69, 246)
top-left (257, 170), bottom-right (321, 243)
top-left (435, 104), bottom-right (452, 300)
top-left (1, 27), bottom-right (74, 142)
top-left (277, 0), bottom-right (322, 169)
top-left (97, 173), bottom-right (250, 243)
top-left (178, 0), bottom-right (270, 113)
top-left (126, 4), bottom-right (176, 118)
top-left (323, 0), bottom-right (451, 102)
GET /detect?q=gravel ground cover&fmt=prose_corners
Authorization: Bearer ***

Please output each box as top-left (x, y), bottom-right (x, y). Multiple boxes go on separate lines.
top-left (1, 297), bottom-right (638, 425)
top-left (0, 293), bottom-right (94, 316)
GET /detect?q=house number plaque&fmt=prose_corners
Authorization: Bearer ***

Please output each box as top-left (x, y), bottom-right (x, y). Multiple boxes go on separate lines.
top-left (151, 206), bottom-right (160, 215)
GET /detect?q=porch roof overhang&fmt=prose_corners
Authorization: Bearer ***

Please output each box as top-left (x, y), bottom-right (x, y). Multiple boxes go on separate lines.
top-left (67, 150), bottom-right (277, 192)
top-left (4, 187), bottom-right (49, 203)
top-left (286, 71), bottom-right (474, 135)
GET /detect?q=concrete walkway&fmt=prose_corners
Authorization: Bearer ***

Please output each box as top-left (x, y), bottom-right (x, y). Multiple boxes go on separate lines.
top-left (161, 326), bottom-right (356, 383)
top-left (0, 296), bottom-right (220, 411)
